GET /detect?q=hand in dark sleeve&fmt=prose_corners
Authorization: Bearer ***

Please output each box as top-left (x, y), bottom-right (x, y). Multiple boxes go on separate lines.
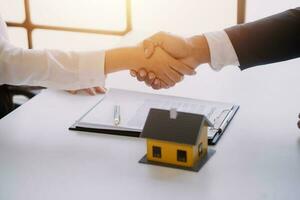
top-left (225, 7), bottom-right (300, 70)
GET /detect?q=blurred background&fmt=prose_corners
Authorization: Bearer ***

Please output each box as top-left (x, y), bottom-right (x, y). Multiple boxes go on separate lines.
top-left (0, 0), bottom-right (238, 48)
top-left (0, 0), bottom-right (299, 106)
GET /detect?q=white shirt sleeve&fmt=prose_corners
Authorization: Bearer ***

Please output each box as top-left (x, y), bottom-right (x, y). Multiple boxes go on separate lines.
top-left (0, 14), bottom-right (105, 90)
top-left (204, 31), bottom-right (240, 71)
top-left (0, 36), bottom-right (106, 90)
top-left (0, 16), bottom-right (9, 40)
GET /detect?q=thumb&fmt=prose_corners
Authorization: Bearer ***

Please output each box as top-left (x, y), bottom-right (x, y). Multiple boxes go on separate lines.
top-left (143, 39), bottom-right (156, 58)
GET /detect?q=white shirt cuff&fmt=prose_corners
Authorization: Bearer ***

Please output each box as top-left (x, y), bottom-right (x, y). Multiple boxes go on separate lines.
top-left (77, 51), bottom-right (106, 89)
top-left (204, 31), bottom-right (240, 71)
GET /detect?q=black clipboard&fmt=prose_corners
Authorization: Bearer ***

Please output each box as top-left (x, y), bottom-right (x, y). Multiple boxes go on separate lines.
top-left (69, 105), bottom-right (239, 145)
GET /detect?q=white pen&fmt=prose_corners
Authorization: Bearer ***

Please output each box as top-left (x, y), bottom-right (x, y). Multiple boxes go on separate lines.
top-left (114, 105), bottom-right (121, 126)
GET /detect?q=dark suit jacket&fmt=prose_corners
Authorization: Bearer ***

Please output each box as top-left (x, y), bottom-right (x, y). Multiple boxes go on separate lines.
top-left (225, 7), bottom-right (300, 70)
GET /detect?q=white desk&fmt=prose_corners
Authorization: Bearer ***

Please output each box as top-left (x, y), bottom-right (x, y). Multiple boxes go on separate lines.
top-left (1, 60), bottom-right (300, 200)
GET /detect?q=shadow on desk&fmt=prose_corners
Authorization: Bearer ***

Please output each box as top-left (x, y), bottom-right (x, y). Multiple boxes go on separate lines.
top-left (297, 137), bottom-right (300, 148)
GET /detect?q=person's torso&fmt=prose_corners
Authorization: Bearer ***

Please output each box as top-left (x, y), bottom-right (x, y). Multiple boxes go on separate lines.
top-left (0, 14), bottom-right (13, 118)
top-left (0, 14), bottom-right (9, 40)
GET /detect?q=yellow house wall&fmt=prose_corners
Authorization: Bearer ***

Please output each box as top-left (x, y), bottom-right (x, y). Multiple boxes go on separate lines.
top-left (147, 139), bottom-right (194, 167)
top-left (146, 126), bottom-right (209, 168)
top-left (192, 126), bottom-right (208, 162)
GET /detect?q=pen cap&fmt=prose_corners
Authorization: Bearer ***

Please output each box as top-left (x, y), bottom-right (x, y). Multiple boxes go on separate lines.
top-left (170, 108), bottom-right (178, 119)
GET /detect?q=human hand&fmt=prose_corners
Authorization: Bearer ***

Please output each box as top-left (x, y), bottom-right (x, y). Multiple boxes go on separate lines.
top-left (130, 70), bottom-right (162, 89)
top-left (137, 46), bottom-right (196, 87)
top-left (128, 45), bottom-right (195, 88)
top-left (143, 32), bottom-right (210, 68)
top-left (67, 86), bottom-right (106, 95)
top-left (104, 44), bottom-right (193, 88)
top-left (131, 32), bottom-right (210, 89)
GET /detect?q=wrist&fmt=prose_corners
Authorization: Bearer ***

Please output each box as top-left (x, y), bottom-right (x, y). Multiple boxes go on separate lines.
top-left (105, 46), bottom-right (143, 74)
top-left (187, 34), bottom-right (211, 65)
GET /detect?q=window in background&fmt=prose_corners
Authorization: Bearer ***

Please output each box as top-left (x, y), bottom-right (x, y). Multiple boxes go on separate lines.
top-left (0, 0), bottom-right (245, 50)
top-left (30, 0), bottom-right (128, 31)
top-left (0, 0), bottom-right (25, 22)
top-left (7, 27), bottom-right (28, 48)
top-left (0, 0), bottom-right (27, 48)
top-left (0, 0), bottom-right (244, 50)
top-left (246, 0), bottom-right (299, 21)
top-left (29, 0), bottom-right (131, 50)
top-left (32, 29), bottom-right (123, 51)
top-left (131, 0), bottom-right (239, 36)
top-left (1, 0), bottom-right (131, 50)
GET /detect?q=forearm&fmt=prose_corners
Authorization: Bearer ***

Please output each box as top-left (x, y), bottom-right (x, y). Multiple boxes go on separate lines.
top-left (105, 46), bottom-right (144, 74)
top-left (186, 32), bottom-right (240, 71)
top-left (186, 34), bottom-right (211, 65)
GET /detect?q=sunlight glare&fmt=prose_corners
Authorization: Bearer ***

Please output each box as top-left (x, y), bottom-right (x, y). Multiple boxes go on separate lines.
top-left (30, 0), bottom-right (127, 31)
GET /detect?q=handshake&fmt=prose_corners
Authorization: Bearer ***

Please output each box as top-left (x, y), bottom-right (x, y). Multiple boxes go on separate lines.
top-left (105, 32), bottom-right (211, 90)
top-left (70, 32), bottom-right (211, 95)
top-left (130, 32), bottom-right (211, 90)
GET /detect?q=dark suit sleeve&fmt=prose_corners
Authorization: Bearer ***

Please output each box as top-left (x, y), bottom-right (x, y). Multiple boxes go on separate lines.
top-left (225, 7), bottom-right (300, 70)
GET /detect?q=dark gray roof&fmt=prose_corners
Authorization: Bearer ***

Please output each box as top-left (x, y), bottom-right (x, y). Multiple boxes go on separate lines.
top-left (140, 108), bottom-right (213, 145)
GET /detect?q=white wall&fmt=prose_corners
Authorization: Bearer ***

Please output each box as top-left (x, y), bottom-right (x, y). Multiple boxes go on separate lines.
top-left (131, 0), bottom-right (236, 35)
top-left (246, 0), bottom-right (299, 21)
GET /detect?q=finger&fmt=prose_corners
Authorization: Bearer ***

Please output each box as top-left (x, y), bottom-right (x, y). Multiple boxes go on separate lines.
top-left (148, 72), bottom-right (156, 80)
top-left (170, 59), bottom-right (196, 76)
top-left (145, 77), bottom-right (155, 86)
top-left (143, 39), bottom-right (156, 58)
top-left (145, 72), bottom-right (156, 86)
top-left (160, 73), bottom-right (175, 87)
top-left (94, 87), bottom-right (106, 94)
top-left (149, 32), bottom-right (165, 47)
top-left (84, 88), bottom-right (96, 96)
top-left (151, 78), bottom-right (161, 90)
top-left (149, 31), bottom-right (190, 59)
top-left (298, 120), bottom-right (300, 129)
top-left (160, 81), bottom-right (169, 89)
top-left (130, 70), bottom-right (137, 77)
top-left (165, 68), bottom-right (183, 83)
top-left (68, 90), bottom-right (77, 95)
top-left (137, 68), bottom-right (147, 81)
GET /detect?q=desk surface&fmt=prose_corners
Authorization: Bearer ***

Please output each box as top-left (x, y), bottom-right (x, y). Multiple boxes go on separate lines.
top-left (1, 61), bottom-right (300, 200)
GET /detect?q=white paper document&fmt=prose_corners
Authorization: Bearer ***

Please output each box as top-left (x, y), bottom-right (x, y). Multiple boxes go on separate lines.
top-left (76, 89), bottom-right (235, 136)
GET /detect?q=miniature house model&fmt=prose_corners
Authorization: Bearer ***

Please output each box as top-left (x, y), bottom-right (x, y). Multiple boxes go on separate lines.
top-left (139, 108), bottom-right (215, 172)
